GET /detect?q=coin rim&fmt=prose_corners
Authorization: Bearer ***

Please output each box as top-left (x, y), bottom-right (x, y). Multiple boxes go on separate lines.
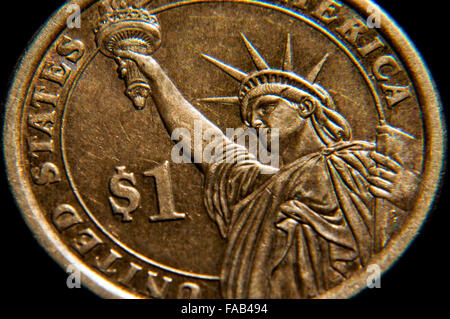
top-left (3, 0), bottom-right (446, 299)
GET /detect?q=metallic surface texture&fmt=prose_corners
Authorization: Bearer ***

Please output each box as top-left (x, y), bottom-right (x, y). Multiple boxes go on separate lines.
top-left (3, 0), bottom-right (445, 299)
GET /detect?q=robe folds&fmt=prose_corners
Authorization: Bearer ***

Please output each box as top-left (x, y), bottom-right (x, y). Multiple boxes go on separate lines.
top-left (204, 140), bottom-right (377, 299)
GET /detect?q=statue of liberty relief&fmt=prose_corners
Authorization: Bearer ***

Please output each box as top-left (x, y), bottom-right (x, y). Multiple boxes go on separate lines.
top-left (114, 33), bottom-right (421, 298)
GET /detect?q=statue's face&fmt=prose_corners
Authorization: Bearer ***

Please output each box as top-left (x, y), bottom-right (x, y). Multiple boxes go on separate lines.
top-left (248, 94), bottom-right (303, 153)
top-left (248, 92), bottom-right (317, 150)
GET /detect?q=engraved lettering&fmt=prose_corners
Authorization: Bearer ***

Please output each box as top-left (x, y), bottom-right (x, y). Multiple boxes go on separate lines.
top-left (357, 36), bottom-right (385, 57)
top-left (31, 162), bottom-right (61, 185)
top-left (178, 282), bottom-right (202, 299)
top-left (82, 0), bottom-right (428, 300)
top-left (40, 60), bottom-right (72, 86)
top-left (336, 16), bottom-right (368, 45)
top-left (31, 86), bottom-right (59, 109)
top-left (27, 136), bottom-right (54, 157)
top-left (52, 204), bottom-right (83, 231)
top-left (380, 83), bottom-right (412, 107)
top-left (311, 0), bottom-right (342, 24)
top-left (28, 110), bottom-right (56, 136)
top-left (144, 161), bottom-right (186, 222)
top-left (73, 228), bottom-right (103, 255)
top-left (95, 249), bottom-right (122, 274)
top-left (373, 55), bottom-right (402, 81)
top-left (119, 262), bottom-right (143, 285)
top-left (56, 35), bottom-right (85, 63)
top-left (146, 271), bottom-right (172, 299)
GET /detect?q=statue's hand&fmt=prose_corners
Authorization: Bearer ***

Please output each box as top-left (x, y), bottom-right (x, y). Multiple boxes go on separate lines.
top-left (368, 151), bottom-right (421, 211)
top-left (114, 49), bottom-right (161, 82)
top-left (376, 125), bottom-right (417, 170)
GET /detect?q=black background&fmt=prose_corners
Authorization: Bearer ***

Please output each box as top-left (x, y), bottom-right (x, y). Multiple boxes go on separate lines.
top-left (0, 0), bottom-right (448, 313)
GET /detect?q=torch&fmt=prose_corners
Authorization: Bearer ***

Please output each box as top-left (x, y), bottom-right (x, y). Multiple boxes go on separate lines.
top-left (94, 0), bottom-right (161, 110)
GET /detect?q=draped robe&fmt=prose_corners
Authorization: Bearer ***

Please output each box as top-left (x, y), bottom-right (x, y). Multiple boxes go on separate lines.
top-left (204, 140), bottom-right (377, 299)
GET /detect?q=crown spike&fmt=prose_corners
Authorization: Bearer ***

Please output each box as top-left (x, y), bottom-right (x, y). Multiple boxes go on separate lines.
top-left (283, 33), bottom-right (293, 72)
top-left (201, 54), bottom-right (248, 82)
top-left (240, 33), bottom-right (270, 71)
top-left (197, 96), bottom-right (240, 105)
top-left (306, 53), bottom-right (330, 83)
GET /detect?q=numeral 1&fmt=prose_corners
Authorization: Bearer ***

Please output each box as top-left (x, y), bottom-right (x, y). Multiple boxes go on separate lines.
top-left (144, 161), bottom-right (186, 222)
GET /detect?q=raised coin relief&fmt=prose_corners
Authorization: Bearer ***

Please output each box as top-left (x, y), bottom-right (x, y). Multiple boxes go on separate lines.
top-left (93, 0), bottom-right (421, 298)
top-left (5, 0), bottom-right (443, 299)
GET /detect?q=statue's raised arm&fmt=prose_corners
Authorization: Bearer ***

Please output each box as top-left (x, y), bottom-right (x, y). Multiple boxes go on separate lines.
top-left (115, 49), bottom-right (233, 174)
top-left (98, 2), bottom-right (421, 297)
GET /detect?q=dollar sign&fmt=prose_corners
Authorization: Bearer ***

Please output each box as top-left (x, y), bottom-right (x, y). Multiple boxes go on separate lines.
top-left (109, 166), bottom-right (141, 222)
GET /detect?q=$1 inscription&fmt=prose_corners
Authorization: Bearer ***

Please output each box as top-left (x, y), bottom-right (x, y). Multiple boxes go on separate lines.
top-left (109, 162), bottom-right (186, 223)
top-left (2, 0), bottom-right (443, 300)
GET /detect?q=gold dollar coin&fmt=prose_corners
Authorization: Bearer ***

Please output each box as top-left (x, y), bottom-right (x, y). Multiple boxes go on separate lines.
top-left (2, 0), bottom-right (446, 299)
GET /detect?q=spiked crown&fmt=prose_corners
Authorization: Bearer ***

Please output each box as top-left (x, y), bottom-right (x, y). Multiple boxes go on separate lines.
top-left (200, 34), bottom-right (354, 145)
top-left (201, 34), bottom-right (330, 107)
